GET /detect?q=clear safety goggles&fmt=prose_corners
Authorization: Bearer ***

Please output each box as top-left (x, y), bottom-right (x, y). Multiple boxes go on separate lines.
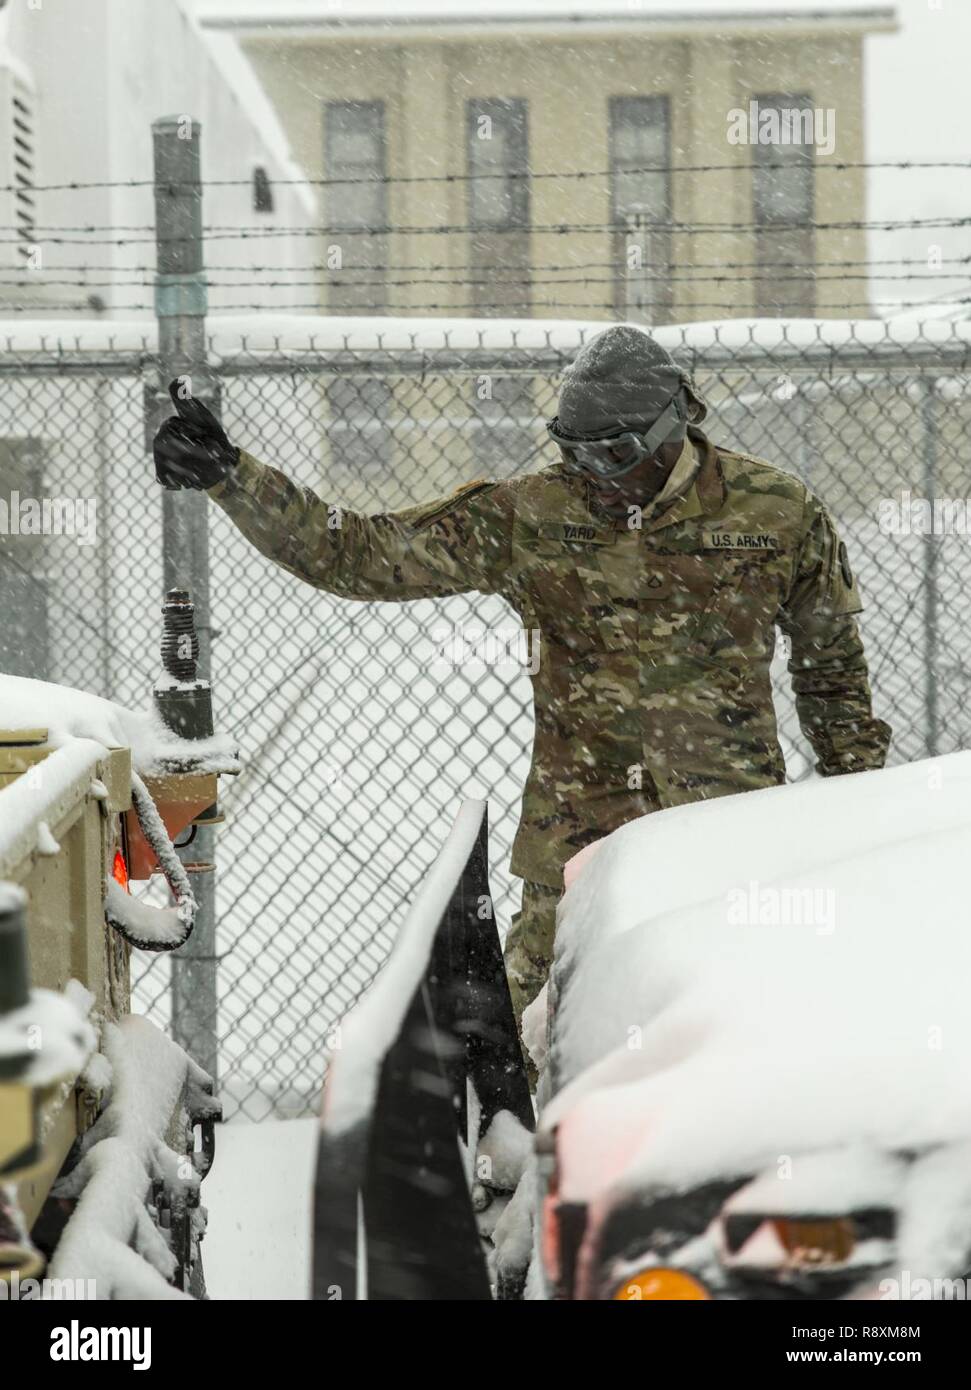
top-left (545, 421), bottom-right (651, 481)
top-left (546, 389), bottom-right (687, 482)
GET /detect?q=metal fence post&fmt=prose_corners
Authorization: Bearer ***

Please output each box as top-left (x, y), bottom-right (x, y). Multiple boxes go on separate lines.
top-left (921, 375), bottom-right (939, 759)
top-left (151, 115), bottom-right (219, 1081)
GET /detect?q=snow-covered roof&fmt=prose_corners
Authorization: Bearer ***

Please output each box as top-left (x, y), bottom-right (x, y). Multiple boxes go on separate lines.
top-left (195, 0), bottom-right (897, 36)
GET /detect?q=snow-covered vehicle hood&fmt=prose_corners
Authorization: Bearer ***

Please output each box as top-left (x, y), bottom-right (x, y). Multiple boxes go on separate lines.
top-left (533, 753), bottom-right (971, 1299)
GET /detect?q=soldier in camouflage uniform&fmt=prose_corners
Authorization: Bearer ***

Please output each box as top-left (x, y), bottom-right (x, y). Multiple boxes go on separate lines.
top-left (153, 329), bottom-right (891, 1031)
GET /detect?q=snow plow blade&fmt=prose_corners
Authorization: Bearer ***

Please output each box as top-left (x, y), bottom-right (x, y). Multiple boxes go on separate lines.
top-left (313, 801), bottom-right (532, 1301)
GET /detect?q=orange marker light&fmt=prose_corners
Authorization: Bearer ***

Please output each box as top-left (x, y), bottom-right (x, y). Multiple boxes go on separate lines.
top-left (614, 1268), bottom-right (710, 1301)
top-left (112, 849), bottom-right (129, 891)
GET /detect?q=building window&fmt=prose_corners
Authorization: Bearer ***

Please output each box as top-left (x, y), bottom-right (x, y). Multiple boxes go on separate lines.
top-left (466, 98), bottom-right (530, 317)
top-left (610, 96), bottom-right (672, 326)
top-left (324, 101), bottom-right (388, 315)
top-left (253, 165), bottom-right (274, 213)
top-left (468, 98), bottom-right (529, 230)
top-left (752, 94), bottom-right (815, 316)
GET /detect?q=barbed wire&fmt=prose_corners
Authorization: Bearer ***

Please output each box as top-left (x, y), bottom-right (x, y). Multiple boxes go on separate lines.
top-left (1, 295), bottom-right (967, 314)
top-left (3, 270), bottom-right (970, 291)
top-left (6, 159), bottom-right (971, 196)
top-left (3, 254), bottom-right (971, 276)
top-left (1, 216), bottom-right (968, 248)
top-left (6, 215), bottom-right (971, 236)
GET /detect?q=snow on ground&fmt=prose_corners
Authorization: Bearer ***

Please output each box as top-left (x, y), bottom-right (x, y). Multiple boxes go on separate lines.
top-left (542, 751), bottom-right (971, 1206)
top-left (203, 1118), bottom-right (318, 1300)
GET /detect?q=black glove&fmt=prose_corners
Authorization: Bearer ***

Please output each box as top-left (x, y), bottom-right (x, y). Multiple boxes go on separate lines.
top-left (153, 379), bottom-right (239, 491)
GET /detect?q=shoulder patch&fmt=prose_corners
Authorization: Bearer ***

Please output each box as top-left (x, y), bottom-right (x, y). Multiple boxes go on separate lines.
top-left (838, 540), bottom-right (853, 587)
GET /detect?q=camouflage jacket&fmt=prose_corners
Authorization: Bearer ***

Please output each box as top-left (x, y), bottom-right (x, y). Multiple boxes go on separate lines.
top-left (208, 427), bottom-right (891, 888)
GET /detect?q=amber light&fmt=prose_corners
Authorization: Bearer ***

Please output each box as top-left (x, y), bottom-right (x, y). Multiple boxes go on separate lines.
top-left (772, 1218), bottom-right (855, 1267)
top-left (614, 1268), bottom-right (710, 1301)
top-left (112, 849), bottom-right (129, 891)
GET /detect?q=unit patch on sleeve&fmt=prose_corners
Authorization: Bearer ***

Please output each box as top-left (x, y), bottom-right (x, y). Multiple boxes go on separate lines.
top-left (838, 540), bottom-right (853, 587)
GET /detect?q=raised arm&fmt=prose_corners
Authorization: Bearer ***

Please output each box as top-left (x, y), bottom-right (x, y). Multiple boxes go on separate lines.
top-left (206, 450), bottom-right (515, 602)
top-left (152, 380), bottom-right (514, 602)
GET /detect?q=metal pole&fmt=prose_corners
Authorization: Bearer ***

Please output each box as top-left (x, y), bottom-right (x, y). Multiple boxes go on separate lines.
top-left (921, 376), bottom-right (939, 759)
top-left (151, 116), bottom-right (219, 1081)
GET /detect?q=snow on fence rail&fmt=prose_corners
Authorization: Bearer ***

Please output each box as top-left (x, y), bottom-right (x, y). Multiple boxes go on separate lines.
top-left (0, 311), bottom-right (968, 1120)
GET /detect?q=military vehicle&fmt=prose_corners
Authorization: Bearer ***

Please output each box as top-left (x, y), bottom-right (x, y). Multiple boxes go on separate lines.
top-left (313, 754), bottom-right (971, 1301)
top-left (0, 590), bottom-right (235, 1299)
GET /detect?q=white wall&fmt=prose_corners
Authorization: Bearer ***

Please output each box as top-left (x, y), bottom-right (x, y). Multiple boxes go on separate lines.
top-left (865, 0), bottom-right (971, 315)
top-left (0, 0), bottom-right (318, 316)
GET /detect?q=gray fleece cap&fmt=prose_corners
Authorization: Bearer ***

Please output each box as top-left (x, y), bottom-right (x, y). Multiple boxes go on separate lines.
top-left (556, 325), bottom-right (705, 440)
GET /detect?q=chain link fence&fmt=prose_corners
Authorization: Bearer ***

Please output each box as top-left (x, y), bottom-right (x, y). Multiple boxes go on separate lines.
top-left (1, 316), bottom-right (969, 1120)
